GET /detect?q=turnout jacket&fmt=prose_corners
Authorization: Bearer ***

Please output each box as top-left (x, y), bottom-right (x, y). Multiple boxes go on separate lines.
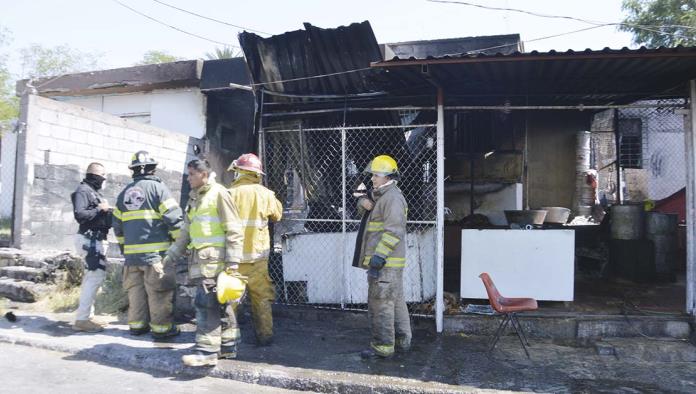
top-left (356, 181), bottom-right (407, 269)
top-left (227, 174), bottom-right (283, 263)
top-left (166, 180), bottom-right (244, 279)
top-left (112, 175), bottom-right (183, 266)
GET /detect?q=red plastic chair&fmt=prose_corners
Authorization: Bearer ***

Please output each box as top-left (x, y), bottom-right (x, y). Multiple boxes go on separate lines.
top-left (479, 273), bottom-right (538, 358)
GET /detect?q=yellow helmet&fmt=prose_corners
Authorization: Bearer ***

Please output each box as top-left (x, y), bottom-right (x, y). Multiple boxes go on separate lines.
top-left (216, 271), bottom-right (247, 304)
top-left (365, 155), bottom-right (398, 177)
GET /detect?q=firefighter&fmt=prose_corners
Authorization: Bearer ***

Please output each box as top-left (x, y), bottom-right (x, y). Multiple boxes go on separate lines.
top-left (226, 153), bottom-right (283, 346)
top-left (165, 159), bottom-right (244, 367)
top-left (112, 151), bottom-right (183, 339)
top-left (356, 155), bottom-right (411, 359)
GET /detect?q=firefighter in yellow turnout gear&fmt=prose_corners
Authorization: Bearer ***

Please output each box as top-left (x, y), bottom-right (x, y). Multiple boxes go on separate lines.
top-left (227, 153), bottom-right (283, 346)
top-left (166, 159), bottom-right (244, 367)
top-left (356, 155), bottom-right (412, 359)
top-left (112, 151), bottom-right (183, 339)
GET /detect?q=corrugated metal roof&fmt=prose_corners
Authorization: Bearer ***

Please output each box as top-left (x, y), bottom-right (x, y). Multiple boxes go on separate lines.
top-left (377, 45), bottom-right (696, 63)
top-left (373, 46), bottom-right (696, 105)
top-left (239, 21), bottom-right (388, 98)
top-left (383, 34), bottom-right (522, 59)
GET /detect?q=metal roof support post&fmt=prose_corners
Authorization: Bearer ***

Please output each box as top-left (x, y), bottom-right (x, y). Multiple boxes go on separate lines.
top-left (614, 109), bottom-right (623, 204)
top-left (436, 88), bottom-right (445, 332)
top-left (341, 100), bottom-right (348, 310)
top-left (686, 80), bottom-right (696, 315)
top-left (257, 89), bottom-right (266, 186)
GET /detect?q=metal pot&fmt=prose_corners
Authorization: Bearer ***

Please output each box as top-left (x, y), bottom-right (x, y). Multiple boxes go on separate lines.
top-left (540, 206), bottom-right (571, 224)
top-left (504, 210), bottom-right (548, 226)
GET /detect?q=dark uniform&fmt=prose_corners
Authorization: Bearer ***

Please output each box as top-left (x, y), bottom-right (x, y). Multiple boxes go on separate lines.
top-left (71, 173), bottom-right (111, 327)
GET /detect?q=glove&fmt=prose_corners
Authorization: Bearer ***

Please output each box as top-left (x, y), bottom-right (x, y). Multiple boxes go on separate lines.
top-left (367, 255), bottom-right (386, 280)
top-left (152, 260), bottom-right (165, 280)
top-left (224, 262), bottom-right (240, 275)
top-left (367, 267), bottom-right (381, 280)
top-left (369, 255), bottom-right (386, 269)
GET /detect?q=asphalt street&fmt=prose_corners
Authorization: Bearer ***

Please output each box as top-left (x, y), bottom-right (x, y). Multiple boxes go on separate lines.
top-left (0, 342), bottom-right (307, 394)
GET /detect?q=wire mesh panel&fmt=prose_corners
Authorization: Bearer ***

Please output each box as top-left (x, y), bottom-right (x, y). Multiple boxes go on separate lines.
top-left (618, 100), bottom-right (687, 202)
top-left (0, 130), bottom-right (17, 247)
top-left (264, 124), bottom-right (438, 315)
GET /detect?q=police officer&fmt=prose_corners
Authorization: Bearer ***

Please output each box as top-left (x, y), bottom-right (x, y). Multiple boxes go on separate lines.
top-left (112, 151), bottom-right (183, 339)
top-left (356, 155), bottom-right (411, 359)
top-left (71, 162), bottom-right (112, 332)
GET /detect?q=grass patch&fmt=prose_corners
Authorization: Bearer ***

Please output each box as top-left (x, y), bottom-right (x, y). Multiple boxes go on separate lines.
top-left (0, 217), bottom-right (10, 242)
top-left (95, 267), bottom-right (128, 315)
top-left (41, 266), bottom-right (128, 315)
top-left (44, 286), bottom-right (81, 312)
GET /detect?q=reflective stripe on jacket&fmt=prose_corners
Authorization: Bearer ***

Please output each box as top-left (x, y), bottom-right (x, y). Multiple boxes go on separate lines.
top-left (357, 181), bottom-right (407, 269)
top-left (112, 175), bottom-right (183, 266)
top-left (167, 180), bottom-right (244, 279)
top-left (227, 174), bottom-right (283, 263)
top-left (188, 182), bottom-right (227, 249)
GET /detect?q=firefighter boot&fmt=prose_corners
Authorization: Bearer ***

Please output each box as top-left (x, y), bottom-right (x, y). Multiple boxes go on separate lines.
top-left (182, 351), bottom-right (218, 367)
top-left (152, 325), bottom-right (180, 341)
top-left (360, 348), bottom-right (393, 360)
top-left (219, 342), bottom-right (238, 360)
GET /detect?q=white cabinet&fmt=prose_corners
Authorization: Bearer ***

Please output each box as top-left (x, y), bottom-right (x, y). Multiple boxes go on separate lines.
top-left (282, 227), bottom-right (436, 304)
top-left (460, 229), bottom-right (575, 301)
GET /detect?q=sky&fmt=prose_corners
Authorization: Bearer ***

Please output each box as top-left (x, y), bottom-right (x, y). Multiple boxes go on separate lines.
top-left (0, 0), bottom-right (636, 79)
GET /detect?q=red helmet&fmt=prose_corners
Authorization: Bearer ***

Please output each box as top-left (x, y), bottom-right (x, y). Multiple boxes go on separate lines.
top-left (227, 153), bottom-right (265, 174)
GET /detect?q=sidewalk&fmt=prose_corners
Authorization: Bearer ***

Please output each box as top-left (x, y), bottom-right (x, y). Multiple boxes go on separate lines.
top-left (1, 308), bottom-right (695, 393)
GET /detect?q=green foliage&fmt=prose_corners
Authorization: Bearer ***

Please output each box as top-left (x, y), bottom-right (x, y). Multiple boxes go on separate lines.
top-left (19, 43), bottom-right (101, 79)
top-left (136, 50), bottom-right (183, 65)
top-left (205, 46), bottom-right (237, 60)
top-left (621, 0), bottom-right (696, 47)
top-left (0, 26), bottom-right (17, 122)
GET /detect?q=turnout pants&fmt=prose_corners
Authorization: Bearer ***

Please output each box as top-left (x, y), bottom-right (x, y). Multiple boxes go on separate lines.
top-left (236, 259), bottom-right (275, 342)
top-left (122, 257), bottom-right (176, 334)
top-left (193, 276), bottom-right (239, 355)
top-left (73, 234), bottom-right (109, 321)
top-left (367, 268), bottom-right (412, 357)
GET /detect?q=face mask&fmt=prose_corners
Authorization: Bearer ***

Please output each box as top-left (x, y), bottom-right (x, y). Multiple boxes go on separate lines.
top-left (86, 173), bottom-right (106, 190)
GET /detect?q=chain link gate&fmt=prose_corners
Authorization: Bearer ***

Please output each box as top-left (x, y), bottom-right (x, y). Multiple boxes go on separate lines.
top-left (263, 124), bottom-right (438, 315)
top-left (592, 99), bottom-right (687, 205)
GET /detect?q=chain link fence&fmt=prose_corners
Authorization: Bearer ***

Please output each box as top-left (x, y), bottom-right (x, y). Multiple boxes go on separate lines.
top-left (263, 123), bottom-right (438, 315)
top-left (592, 99), bottom-right (687, 205)
top-left (0, 128), bottom-right (17, 247)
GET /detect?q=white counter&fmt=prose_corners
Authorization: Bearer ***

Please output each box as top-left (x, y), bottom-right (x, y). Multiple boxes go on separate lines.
top-left (460, 229), bottom-right (575, 301)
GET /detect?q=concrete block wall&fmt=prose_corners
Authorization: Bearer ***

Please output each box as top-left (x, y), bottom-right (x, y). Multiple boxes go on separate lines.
top-left (15, 95), bottom-right (199, 250)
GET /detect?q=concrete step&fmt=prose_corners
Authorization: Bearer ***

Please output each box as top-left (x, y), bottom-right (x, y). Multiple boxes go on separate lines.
top-left (0, 248), bottom-right (23, 267)
top-left (0, 277), bottom-right (50, 302)
top-left (444, 313), bottom-right (693, 340)
top-left (0, 266), bottom-right (48, 283)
